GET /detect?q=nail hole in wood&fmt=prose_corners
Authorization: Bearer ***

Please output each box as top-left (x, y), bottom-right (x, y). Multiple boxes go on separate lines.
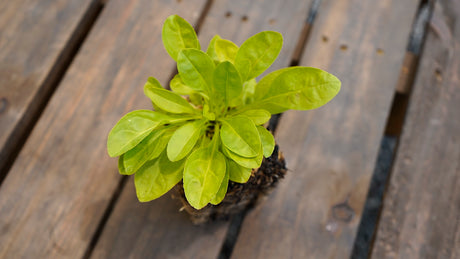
top-left (225, 11), bottom-right (232, 18)
top-left (322, 35), bottom-right (329, 43)
top-left (376, 48), bottom-right (385, 55)
top-left (435, 68), bottom-right (442, 81)
top-left (241, 15), bottom-right (248, 22)
top-left (340, 44), bottom-right (348, 51)
top-left (269, 18), bottom-right (276, 25)
top-left (0, 97), bottom-right (7, 114)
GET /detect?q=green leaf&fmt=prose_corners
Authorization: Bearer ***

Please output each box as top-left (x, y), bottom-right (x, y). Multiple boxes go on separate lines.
top-left (177, 49), bottom-right (215, 96)
top-left (257, 126), bottom-right (275, 158)
top-left (107, 110), bottom-right (165, 157)
top-left (189, 93), bottom-right (204, 106)
top-left (253, 68), bottom-right (286, 100)
top-left (144, 78), bottom-right (197, 114)
top-left (214, 39), bottom-right (238, 63)
top-left (144, 77), bottom-right (168, 112)
top-left (170, 74), bottom-right (194, 95)
top-left (235, 109), bottom-right (270, 125)
top-left (220, 116), bottom-right (261, 158)
top-left (234, 31), bottom-right (283, 81)
top-left (118, 155), bottom-right (127, 174)
top-left (222, 145), bottom-right (262, 169)
top-left (210, 170), bottom-right (229, 205)
top-left (203, 104), bottom-right (216, 121)
top-left (167, 120), bottom-right (205, 161)
top-left (183, 134), bottom-right (226, 209)
top-left (135, 152), bottom-right (185, 202)
top-left (242, 78), bottom-right (257, 105)
top-left (121, 128), bottom-right (173, 175)
top-left (251, 67), bottom-right (341, 114)
top-left (227, 158), bottom-right (252, 183)
top-left (213, 61), bottom-right (242, 107)
top-left (162, 15), bottom-right (200, 61)
top-left (206, 34), bottom-right (221, 63)
top-left (144, 77), bottom-right (163, 89)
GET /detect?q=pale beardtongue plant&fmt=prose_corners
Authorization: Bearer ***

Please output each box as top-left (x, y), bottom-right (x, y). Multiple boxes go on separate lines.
top-left (107, 15), bottom-right (341, 210)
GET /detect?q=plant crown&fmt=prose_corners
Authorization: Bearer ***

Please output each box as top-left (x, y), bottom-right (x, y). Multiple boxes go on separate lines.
top-left (107, 15), bottom-right (341, 209)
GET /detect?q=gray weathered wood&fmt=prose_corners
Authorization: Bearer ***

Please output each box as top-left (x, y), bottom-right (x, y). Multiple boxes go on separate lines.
top-left (90, 184), bottom-right (228, 259)
top-left (0, 0), bottom-right (208, 258)
top-left (232, 0), bottom-right (420, 258)
top-left (372, 1), bottom-right (460, 258)
top-left (0, 0), bottom-right (97, 174)
top-left (91, 0), bottom-right (315, 258)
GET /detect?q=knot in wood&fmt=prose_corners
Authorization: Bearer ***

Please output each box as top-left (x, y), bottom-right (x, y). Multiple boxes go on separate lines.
top-left (331, 202), bottom-right (354, 223)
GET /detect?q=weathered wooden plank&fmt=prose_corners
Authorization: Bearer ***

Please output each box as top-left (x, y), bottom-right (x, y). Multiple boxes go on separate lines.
top-left (197, 0), bottom-right (313, 73)
top-left (90, 0), bottom-right (314, 258)
top-left (90, 183), bottom-right (228, 259)
top-left (0, 0), bottom-right (208, 258)
top-left (0, 0), bottom-right (98, 175)
top-left (372, 1), bottom-right (460, 258)
top-left (232, 0), bottom-right (420, 258)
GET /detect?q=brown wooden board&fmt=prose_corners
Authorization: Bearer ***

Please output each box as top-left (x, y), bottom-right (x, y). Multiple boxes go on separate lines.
top-left (232, 0), bottom-right (420, 258)
top-left (372, 1), bottom-right (460, 258)
top-left (0, 0), bottom-right (97, 174)
top-left (90, 0), bottom-right (315, 258)
top-left (196, 0), bottom-right (314, 74)
top-left (0, 0), bottom-right (209, 258)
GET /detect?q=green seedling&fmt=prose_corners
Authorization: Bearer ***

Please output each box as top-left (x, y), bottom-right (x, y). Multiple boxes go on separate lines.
top-left (107, 15), bottom-right (340, 209)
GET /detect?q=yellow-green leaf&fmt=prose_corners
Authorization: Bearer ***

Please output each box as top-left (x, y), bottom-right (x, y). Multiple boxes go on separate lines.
top-left (235, 109), bottom-right (270, 125)
top-left (251, 67), bottom-right (341, 114)
top-left (170, 74), bottom-right (195, 95)
top-left (213, 61), bottom-right (242, 107)
top-left (206, 34), bottom-right (221, 63)
top-left (183, 137), bottom-right (226, 209)
top-left (210, 170), bottom-right (229, 205)
top-left (227, 158), bottom-right (252, 183)
top-left (121, 128), bottom-right (173, 175)
top-left (134, 152), bottom-right (185, 202)
top-left (214, 39), bottom-right (238, 63)
top-left (220, 117), bottom-right (261, 157)
top-left (257, 126), bottom-right (275, 158)
top-left (162, 15), bottom-right (200, 61)
top-left (177, 49), bottom-right (215, 95)
top-left (107, 110), bottom-right (166, 157)
top-left (234, 31), bottom-right (283, 81)
top-left (222, 145), bottom-right (262, 169)
top-left (167, 120), bottom-right (205, 161)
top-left (144, 77), bottom-right (197, 114)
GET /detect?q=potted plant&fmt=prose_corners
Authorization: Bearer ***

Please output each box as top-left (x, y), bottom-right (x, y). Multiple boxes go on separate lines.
top-left (107, 15), bottom-right (340, 224)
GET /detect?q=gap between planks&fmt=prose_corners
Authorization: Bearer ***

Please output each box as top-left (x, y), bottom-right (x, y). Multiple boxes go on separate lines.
top-left (82, 1), bottom-right (215, 258)
top-left (87, 0), bottom-right (321, 258)
top-left (218, 1), bottom-right (322, 258)
top-left (230, 0), bottom-right (423, 257)
top-left (351, 1), bottom-right (434, 258)
top-left (0, 0), bottom-right (105, 186)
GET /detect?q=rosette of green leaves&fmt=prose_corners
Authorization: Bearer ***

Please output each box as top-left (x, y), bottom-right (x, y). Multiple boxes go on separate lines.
top-left (107, 15), bottom-right (341, 210)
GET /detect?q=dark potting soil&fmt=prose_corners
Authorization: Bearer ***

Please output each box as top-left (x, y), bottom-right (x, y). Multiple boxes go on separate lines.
top-left (174, 145), bottom-right (287, 225)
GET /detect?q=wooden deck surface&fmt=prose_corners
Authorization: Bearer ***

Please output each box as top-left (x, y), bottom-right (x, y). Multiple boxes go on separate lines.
top-left (0, 0), bottom-right (459, 258)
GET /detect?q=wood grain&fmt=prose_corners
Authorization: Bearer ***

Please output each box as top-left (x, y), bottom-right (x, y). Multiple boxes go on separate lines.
top-left (197, 0), bottom-right (314, 74)
top-left (231, 0), bottom-right (420, 258)
top-left (91, 0), bottom-right (315, 258)
top-left (372, 1), bottom-right (460, 258)
top-left (0, 0), bottom-right (208, 258)
top-left (90, 183), bottom-right (228, 259)
top-left (0, 0), bottom-right (97, 175)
